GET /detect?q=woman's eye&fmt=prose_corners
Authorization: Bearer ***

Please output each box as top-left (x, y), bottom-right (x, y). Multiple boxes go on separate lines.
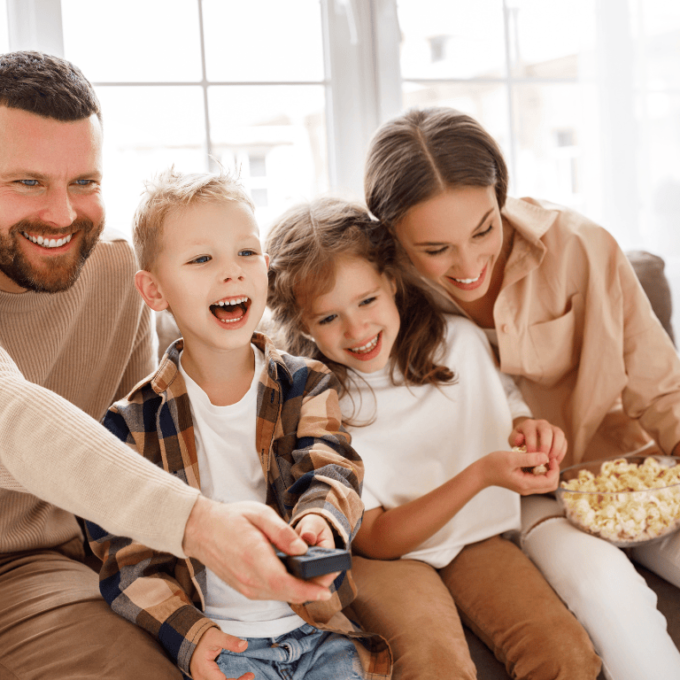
top-left (474, 224), bottom-right (494, 239)
top-left (190, 255), bottom-right (211, 264)
top-left (424, 246), bottom-right (447, 256)
top-left (318, 314), bottom-right (337, 326)
top-left (359, 296), bottom-right (376, 307)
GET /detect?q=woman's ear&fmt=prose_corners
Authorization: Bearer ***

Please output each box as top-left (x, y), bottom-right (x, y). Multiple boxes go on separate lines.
top-left (134, 270), bottom-right (169, 312)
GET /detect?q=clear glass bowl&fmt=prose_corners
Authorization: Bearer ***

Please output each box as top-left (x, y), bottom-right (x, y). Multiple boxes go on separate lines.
top-left (556, 456), bottom-right (680, 547)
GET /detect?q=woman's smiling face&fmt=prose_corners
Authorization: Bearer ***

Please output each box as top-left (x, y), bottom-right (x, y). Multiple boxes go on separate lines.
top-left (394, 185), bottom-right (504, 304)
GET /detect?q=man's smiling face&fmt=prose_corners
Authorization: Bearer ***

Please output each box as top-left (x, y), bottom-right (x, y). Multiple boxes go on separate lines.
top-left (0, 106), bottom-right (105, 293)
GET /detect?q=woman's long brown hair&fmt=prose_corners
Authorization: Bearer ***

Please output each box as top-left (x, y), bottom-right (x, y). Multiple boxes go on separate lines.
top-left (266, 197), bottom-right (455, 401)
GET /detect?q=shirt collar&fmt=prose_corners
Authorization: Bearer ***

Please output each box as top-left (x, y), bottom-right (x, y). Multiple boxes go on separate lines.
top-left (148, 331), bottom-right (293, 396)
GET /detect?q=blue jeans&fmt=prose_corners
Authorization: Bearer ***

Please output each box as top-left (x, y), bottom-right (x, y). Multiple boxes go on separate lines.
top-left (215, 623), bottom-right (364, 680)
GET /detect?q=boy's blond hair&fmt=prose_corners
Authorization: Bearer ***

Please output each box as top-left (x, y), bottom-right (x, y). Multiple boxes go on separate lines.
top-left (133, 167), bottom-right (255, 272)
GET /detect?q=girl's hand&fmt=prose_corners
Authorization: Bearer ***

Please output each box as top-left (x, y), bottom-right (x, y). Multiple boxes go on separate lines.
top-left (190, 628), bottom-right (254, 680)
top-left (480, 449), bottom-right (559, 495)
top-left (510, 417), bottom-right (568, 465)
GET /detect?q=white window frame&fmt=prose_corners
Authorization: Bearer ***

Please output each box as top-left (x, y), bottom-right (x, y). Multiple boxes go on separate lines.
top-left (4, 0), bottom-right (402, 201)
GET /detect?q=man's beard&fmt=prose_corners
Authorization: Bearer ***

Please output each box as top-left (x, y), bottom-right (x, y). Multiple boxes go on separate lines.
top-left (0, 218), bottom-right (104, 293)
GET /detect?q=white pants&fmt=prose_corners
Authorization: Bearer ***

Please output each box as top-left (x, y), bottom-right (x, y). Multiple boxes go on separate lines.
top-left (521, 495), bottom-right (680, 680)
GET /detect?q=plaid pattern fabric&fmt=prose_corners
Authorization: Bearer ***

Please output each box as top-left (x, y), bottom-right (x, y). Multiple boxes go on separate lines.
top-left (87, 333), bottom-right (391, 678)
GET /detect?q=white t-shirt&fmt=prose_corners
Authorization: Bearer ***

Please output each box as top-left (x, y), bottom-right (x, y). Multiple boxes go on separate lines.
top-left (341, 316), bottom-right (530, 569)
top-left (180, 346), bottom-right (305, 638)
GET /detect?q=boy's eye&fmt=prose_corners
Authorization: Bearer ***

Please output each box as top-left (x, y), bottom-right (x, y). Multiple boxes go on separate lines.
top-left (424, 246), bottom-right (448, 256)
top-left (359, 296), bottom-right (376, 307)
top-left (474, 224), bottom-right (493, 239)
top-left (190, 255), bottom-right (211, 264)
top-left (239, 249), bottom-right (257, 257)
top-left (318, 314), bottom-right (337, 326)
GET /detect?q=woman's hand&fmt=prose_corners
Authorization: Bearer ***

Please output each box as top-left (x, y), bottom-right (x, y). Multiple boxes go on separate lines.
top-left (510, 417), bottom-right (568, 465)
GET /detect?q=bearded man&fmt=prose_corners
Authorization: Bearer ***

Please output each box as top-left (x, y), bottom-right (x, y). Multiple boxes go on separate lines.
top-left (0, 51), bottom-right (330, 680)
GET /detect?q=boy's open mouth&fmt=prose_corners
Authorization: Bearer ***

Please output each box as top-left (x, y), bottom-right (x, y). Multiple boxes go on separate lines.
top-left (209, 296), bottom-right (251, 324)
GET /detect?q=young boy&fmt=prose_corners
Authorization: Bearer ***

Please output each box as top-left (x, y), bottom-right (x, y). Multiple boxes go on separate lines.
top-left (86, 169), bottom-right (391, 680)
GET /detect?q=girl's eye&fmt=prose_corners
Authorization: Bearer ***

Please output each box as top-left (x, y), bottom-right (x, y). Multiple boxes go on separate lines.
top-left (424, 246), bottom-right (448, 256)
top-left (190, 255), bottom-right (211, 264)
top-left (474, 224), bottom-right (493, 239)
top-left (359, 296), bottom-right (376, 307)
top-left (318, 314), bottom-right (337, 326)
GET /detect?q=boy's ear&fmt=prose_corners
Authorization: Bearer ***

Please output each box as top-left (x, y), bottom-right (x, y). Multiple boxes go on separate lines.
top-left (134, 270), bottom-right (169, 312)
top-left (264, 252), bottom-right (270, 269)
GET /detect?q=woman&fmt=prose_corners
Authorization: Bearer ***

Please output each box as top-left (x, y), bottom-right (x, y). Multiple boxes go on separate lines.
top-left (356, 106), bottom-right (680, 680)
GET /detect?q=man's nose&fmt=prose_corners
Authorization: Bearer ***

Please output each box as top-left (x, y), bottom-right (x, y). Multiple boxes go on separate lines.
top-left (40, 187), bottom-right (77, 228)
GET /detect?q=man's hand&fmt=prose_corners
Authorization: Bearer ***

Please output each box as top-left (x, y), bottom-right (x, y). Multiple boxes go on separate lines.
top-left (182, 497), bottom-right (334, 604)
top-left (190, 628), bottom-right (253, 680)
top-left (294, 513), bottom-right (340, 588)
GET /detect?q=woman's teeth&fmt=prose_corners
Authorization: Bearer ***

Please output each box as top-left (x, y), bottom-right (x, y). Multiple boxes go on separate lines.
top-left (349, 334), bottom-right (379, 354)
top-left (452, 274), bottom-right (481, 284)
top-left (23, 232), bottom-right (73, 248)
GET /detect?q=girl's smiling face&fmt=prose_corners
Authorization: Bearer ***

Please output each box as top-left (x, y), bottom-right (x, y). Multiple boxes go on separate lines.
top-left (302, 256), bottom-right (401, 374)
top-left (394, 185), bottom-right (504, 304)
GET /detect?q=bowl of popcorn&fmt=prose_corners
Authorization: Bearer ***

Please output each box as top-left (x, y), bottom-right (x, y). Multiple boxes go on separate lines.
top-left (556, 456), bottom-right (680, 547)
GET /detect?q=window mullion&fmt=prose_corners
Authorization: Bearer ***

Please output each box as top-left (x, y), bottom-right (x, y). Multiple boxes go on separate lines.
top-left (7, 0), bottom-right (64, 56)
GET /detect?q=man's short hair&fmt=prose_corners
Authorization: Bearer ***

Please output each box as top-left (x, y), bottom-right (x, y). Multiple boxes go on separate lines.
top-left (0, 51), bottom-right (101, 122)
top-left (133, 167), bottom-right (256, 272)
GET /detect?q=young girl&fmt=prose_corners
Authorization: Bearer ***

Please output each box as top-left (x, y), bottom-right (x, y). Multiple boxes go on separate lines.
top-left (265, 197), bottom-right (601, 680)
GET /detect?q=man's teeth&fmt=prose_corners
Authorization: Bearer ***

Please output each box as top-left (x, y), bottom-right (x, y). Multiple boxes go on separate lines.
top-left (214, 296), bottom-right (249, 307)
top-left (349, 334), bottom-right (379, 354)
top-left (23, 232), bottom-right (73, 248)
top-left (453, 274), bottom-right (481, 284)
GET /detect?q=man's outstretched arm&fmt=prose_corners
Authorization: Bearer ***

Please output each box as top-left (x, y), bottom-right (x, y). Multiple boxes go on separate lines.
top-left (0, 347), bottom-right (331, 604)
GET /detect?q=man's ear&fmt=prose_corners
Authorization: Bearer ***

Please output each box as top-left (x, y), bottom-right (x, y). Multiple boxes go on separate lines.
top-left (134, 270), bottom-right (168, 312)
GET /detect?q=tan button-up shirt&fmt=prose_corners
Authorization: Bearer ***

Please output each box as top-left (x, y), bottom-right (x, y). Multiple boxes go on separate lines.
top-left (425, 196), bottom-right (680, 466)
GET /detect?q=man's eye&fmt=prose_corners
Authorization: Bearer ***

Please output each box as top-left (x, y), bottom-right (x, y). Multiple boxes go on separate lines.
top-left (74, 179), bottom-right (94, 186)
top-left (18, 180), bottom-right (39, 187)
top-left (190, 255), bottom-right (211, 264)
top-left (425, 246), bottom-right (447, 256)
top-left (318, 314), bottom-right (337, 326)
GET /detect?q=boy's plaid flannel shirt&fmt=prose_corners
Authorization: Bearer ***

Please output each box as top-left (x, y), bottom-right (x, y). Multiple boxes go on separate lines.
top-left (86, 333), bottom-right (391, 679)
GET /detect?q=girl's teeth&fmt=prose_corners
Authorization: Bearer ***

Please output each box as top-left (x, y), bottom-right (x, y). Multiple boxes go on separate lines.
top-left (350, 335), bottom-right (379, 354)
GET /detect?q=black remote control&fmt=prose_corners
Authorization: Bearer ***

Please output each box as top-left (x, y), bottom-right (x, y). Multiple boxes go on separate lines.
top-left (276, 546), bottom-right (352, 580)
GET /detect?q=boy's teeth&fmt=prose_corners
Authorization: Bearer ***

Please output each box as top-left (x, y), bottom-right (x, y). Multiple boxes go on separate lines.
top-left (350, 334), bottom-right (379, 354)
top-left (215, 296), bottom-right (249, 306)
top-left (23, 232), bottom-right (73, 248)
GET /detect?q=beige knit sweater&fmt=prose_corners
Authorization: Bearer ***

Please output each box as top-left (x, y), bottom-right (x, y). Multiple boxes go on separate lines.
top-left (0, 234), bottom-right (198, 557)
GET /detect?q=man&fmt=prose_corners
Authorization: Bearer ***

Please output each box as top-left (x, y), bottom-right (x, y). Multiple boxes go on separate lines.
top-left (0, 51), bottom-right (331, 680)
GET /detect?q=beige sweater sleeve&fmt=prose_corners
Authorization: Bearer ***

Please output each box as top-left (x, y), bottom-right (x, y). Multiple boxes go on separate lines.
top-left (0, 347), bottom-right (198, 557)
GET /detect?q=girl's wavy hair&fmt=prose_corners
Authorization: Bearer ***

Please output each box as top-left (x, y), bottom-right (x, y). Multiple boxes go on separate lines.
top-left (266, 197), bottom-right (454, 397)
